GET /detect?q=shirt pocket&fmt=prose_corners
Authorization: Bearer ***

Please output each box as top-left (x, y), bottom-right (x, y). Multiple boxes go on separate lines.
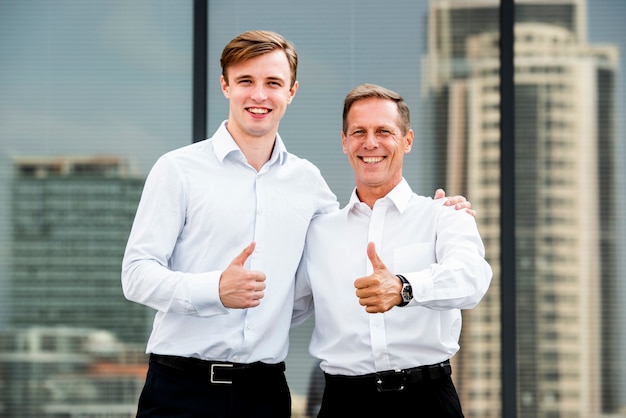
top-left (393, 243), bottom-right (435, 273)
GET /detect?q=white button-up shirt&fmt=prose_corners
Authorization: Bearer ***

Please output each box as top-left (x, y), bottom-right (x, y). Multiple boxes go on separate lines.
top-left (122, 121), bottom-right (338, 364)
top-left (293, 179), bottom-right (492, 375)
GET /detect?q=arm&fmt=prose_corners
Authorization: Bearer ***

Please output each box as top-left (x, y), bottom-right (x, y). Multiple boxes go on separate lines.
top-left (291, 167), bottom-right (338, 326)
top-left (121, 155), bottom-right (223, 315)
top-left (121, 156), bottom-right (266, 316)
top-left (406, 205), bottom-right (492, 310)
top-left (355, 207), bottom-right (492, 313)
top-left (291, 251), bottom-right (315, 328)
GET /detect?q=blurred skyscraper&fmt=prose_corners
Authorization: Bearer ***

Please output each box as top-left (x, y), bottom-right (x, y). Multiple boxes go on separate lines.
top-left (1, 155), bottom-right (151, 416)
top-left (9, 155), bottom-right (151, 344)
top-left (425, 0), bottom-right (621, 416)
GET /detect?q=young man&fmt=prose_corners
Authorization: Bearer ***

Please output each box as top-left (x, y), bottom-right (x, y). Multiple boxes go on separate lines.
top-left (122, 31), bottom-right (472, 417)
top-left (122, 30), bottom-right (337, 417)
top-left (294, 84), bottom-right (492, 417)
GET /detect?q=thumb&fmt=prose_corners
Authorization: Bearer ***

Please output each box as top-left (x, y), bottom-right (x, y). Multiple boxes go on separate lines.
top-left (367, 242), bottom-right (386, 271)
top-left (231, 242), bottom-right (256, 267)
top-left (434, 188), bottom-right (445, 200)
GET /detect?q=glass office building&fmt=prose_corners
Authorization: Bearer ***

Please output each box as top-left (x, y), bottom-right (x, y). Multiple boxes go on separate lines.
top-left (3, 156), bottom-right (150, 416)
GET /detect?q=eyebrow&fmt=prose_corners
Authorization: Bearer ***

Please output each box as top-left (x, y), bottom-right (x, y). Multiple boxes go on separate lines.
top-left (349, 124), bottom-right (396, 131)
top-left (233, 74), bottom-right (286, 84)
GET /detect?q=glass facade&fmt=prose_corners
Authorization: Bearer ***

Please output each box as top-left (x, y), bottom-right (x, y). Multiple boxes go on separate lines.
top-left (0, 0), bottom-right (624, 416)
top-left (0, 1), bottom-right (192, 416)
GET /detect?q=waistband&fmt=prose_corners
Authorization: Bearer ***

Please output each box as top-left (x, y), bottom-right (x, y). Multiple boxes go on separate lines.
top-left (150, 353), bottom-right (286, 385)
top-left (324, 360), bottom-right (452, 392)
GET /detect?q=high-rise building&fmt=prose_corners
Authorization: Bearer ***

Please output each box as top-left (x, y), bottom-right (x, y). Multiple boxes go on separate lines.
top-left (2, 155), bottom-right (152, 416)
top-left (9, 156), bottom-right (151, 343)
top-left (425, 0), bottom-right (621, 416)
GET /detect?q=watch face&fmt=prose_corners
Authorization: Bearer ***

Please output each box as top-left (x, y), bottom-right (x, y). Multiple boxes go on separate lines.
top-left (401, 284), bottom-right (412, 302)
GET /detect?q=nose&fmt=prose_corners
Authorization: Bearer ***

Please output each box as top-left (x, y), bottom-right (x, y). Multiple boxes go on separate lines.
top-left (250, 84), bottom-right (268, 101)
top-left (363, 132), bottom-right (378, 149)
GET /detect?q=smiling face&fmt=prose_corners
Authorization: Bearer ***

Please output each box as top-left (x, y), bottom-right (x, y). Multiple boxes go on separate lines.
top-left (220, 49), bottom-right (298, 145)
top-left (342, 97), bottom-right (413, 204)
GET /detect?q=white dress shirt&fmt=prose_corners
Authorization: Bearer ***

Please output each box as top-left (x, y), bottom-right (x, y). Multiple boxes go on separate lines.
top-left (293, 178), bottom-right (492, 375)
top-left (122, 121), bottom-right (338, 364)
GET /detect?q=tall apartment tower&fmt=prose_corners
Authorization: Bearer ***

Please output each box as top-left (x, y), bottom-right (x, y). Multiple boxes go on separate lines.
top-left (425, 0), bottom-right (620, 416)
top-left (9, 156), bottom-right (151, 344)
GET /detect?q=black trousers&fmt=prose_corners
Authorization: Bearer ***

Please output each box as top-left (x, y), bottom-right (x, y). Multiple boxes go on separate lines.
top-left (317, 371), bottom-right (464, 418)
top-left (136, 357), bottom-right (291, 418)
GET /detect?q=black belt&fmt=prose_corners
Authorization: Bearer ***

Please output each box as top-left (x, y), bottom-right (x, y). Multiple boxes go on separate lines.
top-left (150, 353), bottom-right (285, 385)
top-left (325, 360), bottom-right (452, 392)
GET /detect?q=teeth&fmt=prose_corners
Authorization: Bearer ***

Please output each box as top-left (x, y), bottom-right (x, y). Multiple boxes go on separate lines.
top-left (248, 108), bottom-right (269, 114)
top-left (362, 157), bottom-right (383, 164)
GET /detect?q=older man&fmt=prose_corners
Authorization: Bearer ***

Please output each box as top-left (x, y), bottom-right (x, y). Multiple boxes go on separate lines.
top-left (294, 83), bottom-right (492, 417)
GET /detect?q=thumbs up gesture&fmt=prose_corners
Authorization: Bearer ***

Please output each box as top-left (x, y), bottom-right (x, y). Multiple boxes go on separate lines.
top-left (354, 242), bottom-right (403, 313)
top-left (219, 242), bottom-right (267, 309)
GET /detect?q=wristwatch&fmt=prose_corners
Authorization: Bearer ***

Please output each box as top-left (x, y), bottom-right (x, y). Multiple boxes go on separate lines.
top-left (396, 274), bottom-right (412, 307)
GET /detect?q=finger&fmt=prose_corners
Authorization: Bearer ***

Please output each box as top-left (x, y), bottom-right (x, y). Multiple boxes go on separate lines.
top-left (366, 242), bottom-right (386, 271)
top-left (445, 195), bottom-right (467, 206)
top-left (356, 294), bottom-right (369, 307)
top-left (230, 242), bottom-right (256, 267)
top-left (434, 188), bottom-right (445, 199)
top-left (366, 305), bottom-right (385, 314)
top-left (355, 284), bottom-right (370, 297)
top-left (354, 277), bottom-right (369, 290)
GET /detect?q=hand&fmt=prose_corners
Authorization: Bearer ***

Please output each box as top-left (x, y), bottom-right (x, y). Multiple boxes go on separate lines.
top-left (218, 242), bottom-right (266, 309)
top-left (354, 242), bottom-right (402, 313)
top-left (435, 188), bottom-right (476, 217)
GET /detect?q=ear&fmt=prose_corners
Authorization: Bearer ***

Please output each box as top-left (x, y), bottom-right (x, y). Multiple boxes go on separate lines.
top-left (341, 131), bottom-right (348, 154)
top-left (404, 129), bottom-right (414, 153)
top-left (286, 80), bottom-right (298, 104)
top-left (220, 75), bottom-right (230, 99)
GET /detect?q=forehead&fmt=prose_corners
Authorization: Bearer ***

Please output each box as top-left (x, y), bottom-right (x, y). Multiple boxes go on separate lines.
top-left (347, 98), bottom-right (400, 127)
top-left (227, 49), bottom-right (291, 80)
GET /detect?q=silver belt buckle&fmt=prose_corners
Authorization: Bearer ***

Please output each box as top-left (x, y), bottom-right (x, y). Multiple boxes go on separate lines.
top-left (210, 363), bottom-right (234, 384)
top-left (375, 369), bottom-right (405, 392)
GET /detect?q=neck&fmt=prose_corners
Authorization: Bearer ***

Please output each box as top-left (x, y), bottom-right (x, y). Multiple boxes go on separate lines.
top-left (356, 187), bottom-right (388, 209)
top-left (239, 140), bottom-right (275, 171)
top-left (356, 178), bottom-right (402, 208)
top-left (226, 124), bottom-right (276, 171)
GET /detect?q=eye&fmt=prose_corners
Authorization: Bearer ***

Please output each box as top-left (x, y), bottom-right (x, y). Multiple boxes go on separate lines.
top-left (267, 79), bottom-right (284, 88)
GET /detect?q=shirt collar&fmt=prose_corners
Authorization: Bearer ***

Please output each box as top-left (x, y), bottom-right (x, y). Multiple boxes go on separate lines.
top-left (211, 120), bottom-right (288, 166)
top-left (345, 178), bottom-right (413, 215)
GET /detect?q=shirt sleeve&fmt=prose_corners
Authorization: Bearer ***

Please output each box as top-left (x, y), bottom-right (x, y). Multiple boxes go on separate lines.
top-left (121, 155), bottom-right (228, 317)
top-left (404, 205), bottom-right (493, 310)
top-left (313, 168), bottom-right (340, 217)
top-left (291, 169), bottom-right (335, 328)
top-left (292, 250), bottom-right (314, 328)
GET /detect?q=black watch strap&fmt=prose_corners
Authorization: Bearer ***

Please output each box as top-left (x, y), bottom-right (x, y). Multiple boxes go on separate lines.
top-left (396, 274), bottom-right (412, 307)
